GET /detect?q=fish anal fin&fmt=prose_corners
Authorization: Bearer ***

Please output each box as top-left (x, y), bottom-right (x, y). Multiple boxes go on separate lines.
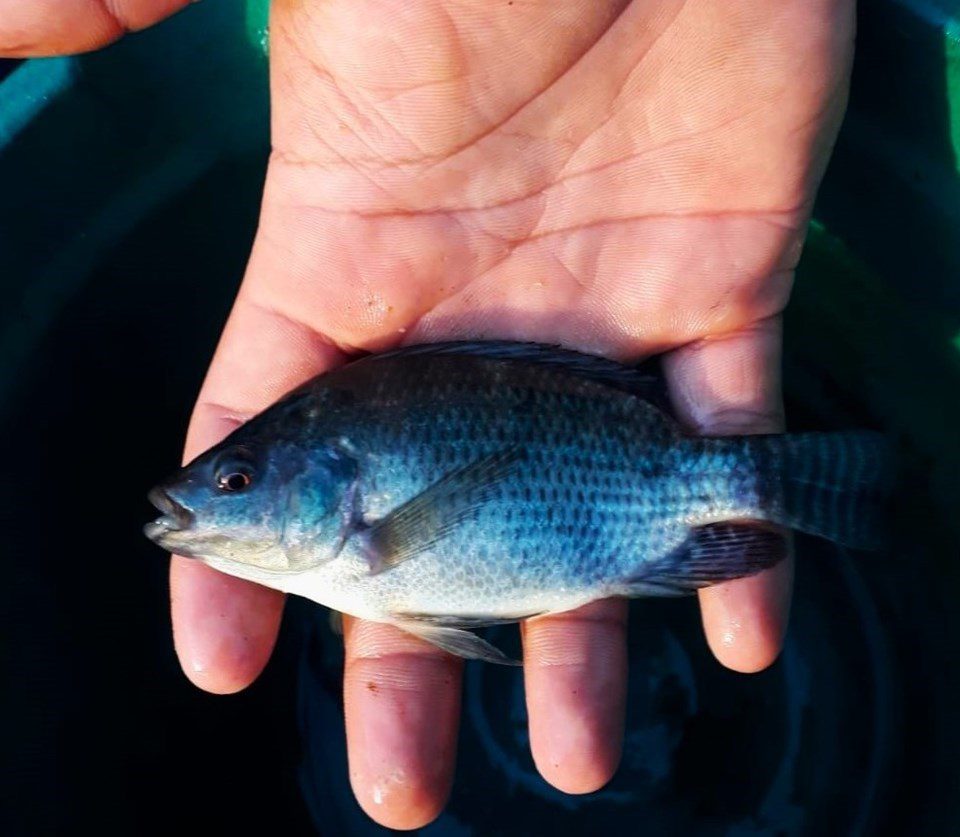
top-left (618, 522), bottom-right (787, 597)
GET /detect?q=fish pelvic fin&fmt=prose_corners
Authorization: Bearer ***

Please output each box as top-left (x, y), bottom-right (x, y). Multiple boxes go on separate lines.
top-left (392, 619), bottom-right (521, 666)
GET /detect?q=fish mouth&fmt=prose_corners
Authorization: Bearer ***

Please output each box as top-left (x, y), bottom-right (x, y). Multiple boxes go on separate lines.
top-left (144, 487), bottom-right (195, 544)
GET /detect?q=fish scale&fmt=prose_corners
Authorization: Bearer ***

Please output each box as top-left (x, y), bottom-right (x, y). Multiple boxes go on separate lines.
top-left (279, 357), bottom-right (755, 619)
top-left (146, 341), bottom-right (890, 663)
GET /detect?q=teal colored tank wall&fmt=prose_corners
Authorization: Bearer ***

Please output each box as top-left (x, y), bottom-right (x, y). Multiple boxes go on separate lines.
top-left (787, 2), bottom-right (960, 544)
top-left (0, 0), bottom-right (268, 401)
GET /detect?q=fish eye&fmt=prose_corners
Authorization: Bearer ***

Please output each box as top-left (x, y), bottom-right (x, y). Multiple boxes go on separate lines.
top-left (213, 448), bottom-right (256, 493)
top-left (217, 469), bottom-right (253, 492)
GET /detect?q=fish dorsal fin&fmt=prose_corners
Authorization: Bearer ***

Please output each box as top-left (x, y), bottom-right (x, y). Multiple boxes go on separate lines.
top-left (356, 446), bottom-right (523, 574)
top-left (359, 340), bottom-right (660, 396)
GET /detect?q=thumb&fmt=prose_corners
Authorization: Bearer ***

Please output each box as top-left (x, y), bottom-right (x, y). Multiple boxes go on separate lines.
top-left (0, 0), bottom-right (191, 57)
top-left (170, 236), bottom-right (346, 694)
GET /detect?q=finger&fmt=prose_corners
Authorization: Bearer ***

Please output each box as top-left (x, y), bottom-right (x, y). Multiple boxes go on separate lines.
top-left (522, 598), bottom-right (628, 793)
top-left (343, 617), bottom-right (461, 830)
top-left (169, 556), bottom-right (286, 695)
top-left (663, 317), bottom-right (793, 673)
top-left (0, 0), bottom-right (191, 57)
top-left (170, 253), bottom-right (346, 694)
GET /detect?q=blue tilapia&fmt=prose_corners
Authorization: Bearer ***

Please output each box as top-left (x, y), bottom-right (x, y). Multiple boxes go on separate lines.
top-left (145, 341), bottom-right (889, 663)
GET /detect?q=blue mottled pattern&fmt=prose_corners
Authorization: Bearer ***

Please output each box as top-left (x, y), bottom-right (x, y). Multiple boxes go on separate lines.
top-left (154, 343), bottom-right (889, 626)
top-left (239, 352), bottom-right (772, 621)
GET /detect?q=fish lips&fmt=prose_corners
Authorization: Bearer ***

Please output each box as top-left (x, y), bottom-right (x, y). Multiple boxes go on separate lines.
top-left (144, 487), bottom-right (196, 547)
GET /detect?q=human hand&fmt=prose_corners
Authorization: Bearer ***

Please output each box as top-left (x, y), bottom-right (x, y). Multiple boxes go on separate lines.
top-left (3, 0), bottom-right (854, 828)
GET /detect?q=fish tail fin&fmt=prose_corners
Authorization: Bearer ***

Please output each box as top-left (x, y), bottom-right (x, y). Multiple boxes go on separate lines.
top-left (751, 430), bottom-right (893, 550)
top-left (611, 431), bottom-right (892, 600)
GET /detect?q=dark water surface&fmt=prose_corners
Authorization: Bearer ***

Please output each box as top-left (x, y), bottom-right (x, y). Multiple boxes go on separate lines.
top-left (2, 2), bottom-right (959, 834)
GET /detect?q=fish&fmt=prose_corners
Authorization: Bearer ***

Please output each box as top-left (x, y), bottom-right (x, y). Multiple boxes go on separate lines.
top-left (145, 341), bottom-right (890, 664)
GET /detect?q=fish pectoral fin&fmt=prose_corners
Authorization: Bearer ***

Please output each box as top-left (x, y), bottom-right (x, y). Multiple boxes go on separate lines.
top-left (394, 620), bottom-right (521, 666)
top-left (357, 447), bottom-right (523, 575)
top-left (619, 522), bottom-right (787, 596)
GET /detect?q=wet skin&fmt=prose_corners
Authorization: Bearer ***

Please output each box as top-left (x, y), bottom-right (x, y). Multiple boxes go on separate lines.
top-left (1, 0), bottom-right (854, 829)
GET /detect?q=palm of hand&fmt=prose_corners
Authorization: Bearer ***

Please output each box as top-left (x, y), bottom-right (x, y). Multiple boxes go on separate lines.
top-left (252, 0), bottom-right (845, 358)
top-left (169, 1), bottom-right (854, 827)
top-left (1, 0), bottom-right (853, 829)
